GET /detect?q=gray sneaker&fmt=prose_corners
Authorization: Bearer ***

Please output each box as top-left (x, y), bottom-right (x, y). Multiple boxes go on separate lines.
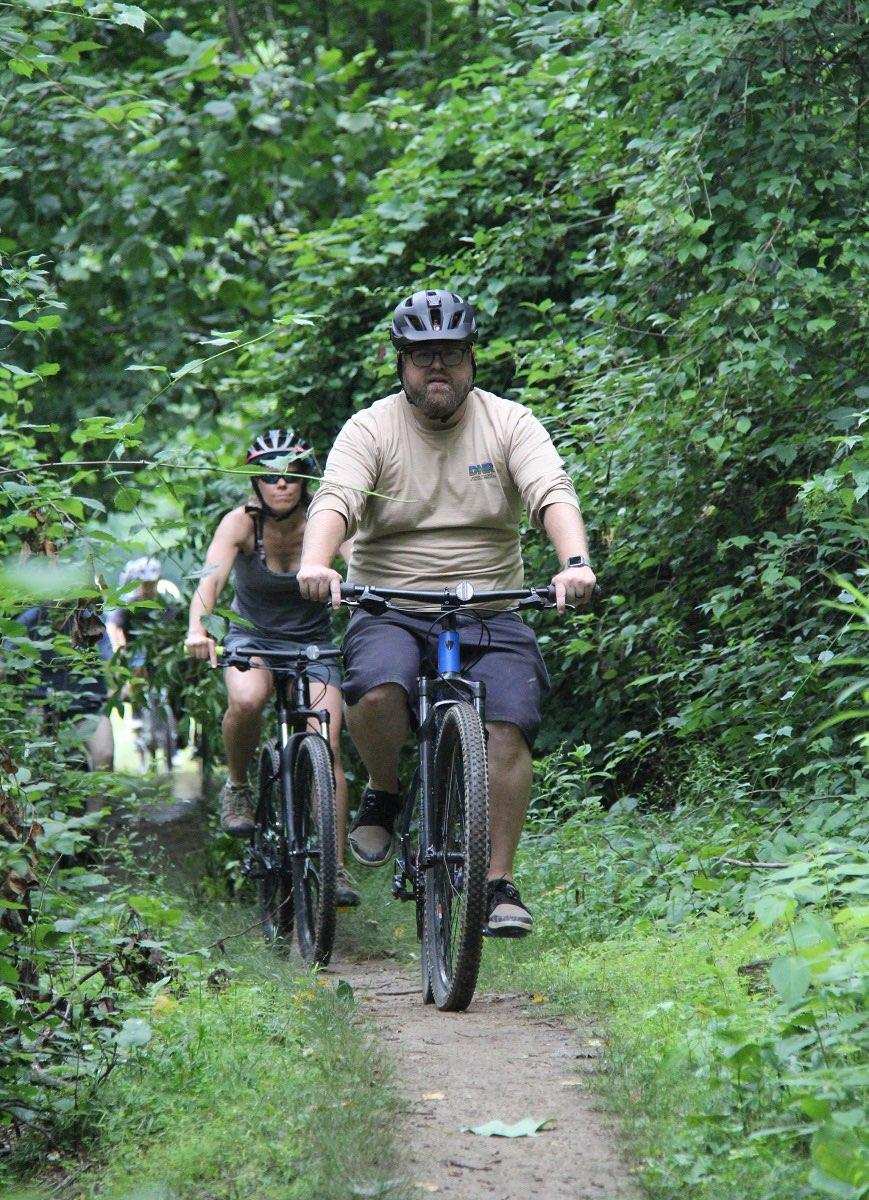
top-left (219, 780), bottom-right (255, 837)
top-left (336, 865), bottom-right (361, 908)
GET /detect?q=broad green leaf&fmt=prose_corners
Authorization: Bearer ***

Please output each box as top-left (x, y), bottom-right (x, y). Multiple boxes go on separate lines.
top-left (755, 894), bottom-right (795, 927)
top-left (0, 558), bottom-right (93, 604)
top-left (462, 1118), bottom-right (554, 1138)
top-left (768, 956), bottom-right (811, 1007)
top-left (112, 5), bottom-right (150, 32)
top-left (116, 1018), bottom-right (152, 1049)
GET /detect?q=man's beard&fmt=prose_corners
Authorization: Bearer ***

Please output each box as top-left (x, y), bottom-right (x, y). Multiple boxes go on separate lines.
top-left (404, 375), bottom-right (472, 421)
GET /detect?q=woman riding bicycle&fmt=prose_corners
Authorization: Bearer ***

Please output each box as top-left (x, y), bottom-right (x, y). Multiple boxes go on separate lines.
top-left (184, 429), bottom-right (359, 907)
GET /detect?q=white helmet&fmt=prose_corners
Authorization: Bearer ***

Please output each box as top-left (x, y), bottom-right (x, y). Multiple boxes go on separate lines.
top-left (120, 556), bottom-right (161, 587)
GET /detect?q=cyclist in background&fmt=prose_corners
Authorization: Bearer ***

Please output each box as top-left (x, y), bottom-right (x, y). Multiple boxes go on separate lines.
top-left (14, 594), bottom-right (114, 776)
top-left (106, 557), bottom-right (182, 672)
top-left (184, 429), bottom-right (359, 908)
top-left (107, 557), bottom-right (184, 769)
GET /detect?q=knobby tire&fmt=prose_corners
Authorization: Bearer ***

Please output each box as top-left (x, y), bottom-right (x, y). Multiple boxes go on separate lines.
top-left (290, 733), bottom-right (337, 967)
top-left (255, 741), bottom-right (293, 945)
top-left (424, 701), bottom-right (489, 1011)
top-left (161, 702), bottom-right (177, 771)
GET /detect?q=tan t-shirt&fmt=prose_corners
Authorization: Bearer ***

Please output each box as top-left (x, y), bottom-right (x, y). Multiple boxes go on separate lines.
top-left (308, 388), bottom-right (580, 600)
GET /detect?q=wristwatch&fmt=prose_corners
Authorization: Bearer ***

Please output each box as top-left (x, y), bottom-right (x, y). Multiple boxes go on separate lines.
top-left (564, 555), bottom-right (592, 570)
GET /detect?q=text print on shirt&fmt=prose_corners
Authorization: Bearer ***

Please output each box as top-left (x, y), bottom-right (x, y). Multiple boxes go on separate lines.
top-left (468, 461), bottom-right (496, 480)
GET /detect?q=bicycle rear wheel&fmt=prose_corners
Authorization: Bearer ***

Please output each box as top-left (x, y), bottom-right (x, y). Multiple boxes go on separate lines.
top-left (424, 701), bottom-right (489, 1011)
top-left (160, 702), bottom-right (178, 771)
top-left (255, 742), bottom-right (293, 945)
top-left (290, 733), bottom-right (337, 966)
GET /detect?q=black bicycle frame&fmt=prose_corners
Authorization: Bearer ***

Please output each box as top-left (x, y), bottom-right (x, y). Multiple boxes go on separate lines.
top-left (337, 581), bottom-right (559, 907)
top-left (272, 664), bottom-right (330, 749)
top-left (223, 647), bottom-right (337, 864)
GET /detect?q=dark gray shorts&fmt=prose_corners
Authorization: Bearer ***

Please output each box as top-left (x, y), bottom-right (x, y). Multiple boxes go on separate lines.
top-left (341, 609), bottom-right (550, 747)
top-left (224, 631), bottom-right (342, 689)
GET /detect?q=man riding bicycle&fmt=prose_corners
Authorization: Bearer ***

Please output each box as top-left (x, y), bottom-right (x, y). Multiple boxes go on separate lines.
top-left (298, 288), bottom-right (596, 936)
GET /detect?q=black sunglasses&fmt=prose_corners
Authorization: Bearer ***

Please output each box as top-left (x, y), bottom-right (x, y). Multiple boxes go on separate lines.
top-left (407, 344), bottom-right (470, 369)
top-left (257, 470), bottom-right (301, 486)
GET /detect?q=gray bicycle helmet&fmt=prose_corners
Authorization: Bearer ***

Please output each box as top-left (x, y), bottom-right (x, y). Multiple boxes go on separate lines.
top-left (390, 289), bottom-right (478, 348)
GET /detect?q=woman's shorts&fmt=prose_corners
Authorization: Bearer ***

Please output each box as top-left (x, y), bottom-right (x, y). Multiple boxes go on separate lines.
top-left (341, 608), bottom-right (550, 748)
top-left (224, 630), bottom-right (342, 690)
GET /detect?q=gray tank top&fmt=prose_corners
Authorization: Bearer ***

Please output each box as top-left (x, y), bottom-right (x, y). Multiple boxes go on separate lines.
top-left (229, 508), bottom-right (331, 643)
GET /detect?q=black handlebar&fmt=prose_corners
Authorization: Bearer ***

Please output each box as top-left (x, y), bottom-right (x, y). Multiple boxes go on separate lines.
top-left (218, 646), bottom-right (342, 672)
top-left (338, 582), bottom-right (560, 612)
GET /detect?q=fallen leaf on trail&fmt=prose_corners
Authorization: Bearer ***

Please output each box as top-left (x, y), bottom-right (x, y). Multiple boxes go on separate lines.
top-left (529, 992), bottom-right (549, 1004)
top-left (462, 1118), bottom-right (554, 1138)
top-left (558, 1077), bottom-right (584, 1087)
top-left (423, 1091), bottom-right (446, 1100)
top-left (392, 925), bottom-right (405, 939)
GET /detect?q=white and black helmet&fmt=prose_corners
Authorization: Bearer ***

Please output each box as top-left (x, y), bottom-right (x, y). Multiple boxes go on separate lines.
top-left (246, 427), bottom-right (318, 523)
top-left (390, 289), bottom-right (478, 348)
top-left (246, 428), bottom-right (316, 471)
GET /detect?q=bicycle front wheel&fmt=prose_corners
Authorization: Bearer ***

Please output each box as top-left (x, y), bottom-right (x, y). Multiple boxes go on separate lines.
top-left (424, 701), bottom-right (489, 1011)
top-left (255, 742), bottom-right (293, 945)
top-left (289, 733), bottom-right (337, 967)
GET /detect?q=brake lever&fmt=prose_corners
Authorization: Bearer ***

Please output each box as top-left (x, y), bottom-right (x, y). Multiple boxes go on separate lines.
top-left (351, 587), bottom-right (391, 616)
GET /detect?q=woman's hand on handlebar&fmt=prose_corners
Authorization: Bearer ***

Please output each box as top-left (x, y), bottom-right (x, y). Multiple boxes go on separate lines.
top-left (185, 626), bottom-right (218, 667)
top-left (297, 563), bottom-right (343, 609)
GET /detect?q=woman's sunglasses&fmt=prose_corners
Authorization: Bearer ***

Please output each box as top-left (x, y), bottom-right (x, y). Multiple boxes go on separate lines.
top-left (258, 470), bottom-right (298, 486)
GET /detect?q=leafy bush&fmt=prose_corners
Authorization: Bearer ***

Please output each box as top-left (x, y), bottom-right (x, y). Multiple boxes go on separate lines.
top-left (1, 0), bottom-right (865, 1189)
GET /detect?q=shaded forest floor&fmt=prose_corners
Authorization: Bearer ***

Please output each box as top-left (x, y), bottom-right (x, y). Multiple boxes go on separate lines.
top-left (8, 739), bottom-right (865, 1200)
top-left (10, 765), bottom-right (635, 1200)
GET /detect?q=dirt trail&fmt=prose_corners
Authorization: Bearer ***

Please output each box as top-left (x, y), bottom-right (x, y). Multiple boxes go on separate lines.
top-left (327, 946), bottom-right (635, 1200)
top-left (140, 774), bottom-right (634, 1200)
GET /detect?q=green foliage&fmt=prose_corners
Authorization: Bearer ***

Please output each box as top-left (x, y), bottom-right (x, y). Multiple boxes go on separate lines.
top-left (481, 767), bottom-right (868, 1199)
top-left (196, 0), bottom-right (866, 803)
top-left (58, 965), bottom-right (400, 1199)
top-left (0, 0), bottom-right (865, 1188)
top-left (0, 783), bottom-right (183, 1159)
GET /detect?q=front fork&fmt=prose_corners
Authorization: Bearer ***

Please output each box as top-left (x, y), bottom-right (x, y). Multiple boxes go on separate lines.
top-left (392, 676), bottom-right (433, 905)
top-left (392, 673), bottom-right (487, 929)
